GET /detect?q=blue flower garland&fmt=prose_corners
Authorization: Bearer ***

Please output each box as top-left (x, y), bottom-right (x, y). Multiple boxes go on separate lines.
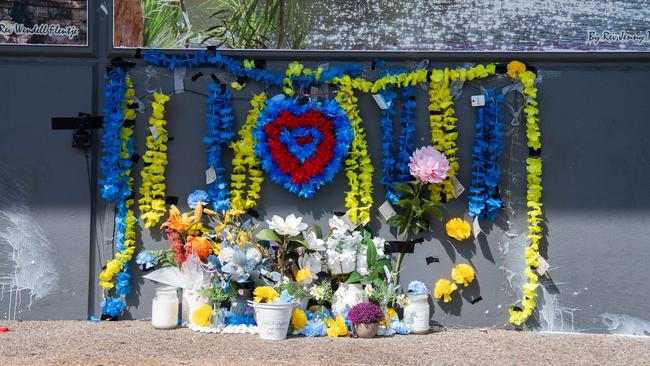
top-left (377, 82), bottom-right (416, 204)
top-left (254, 97), bottom-right (353, 198)
top-left (99, 68), bottom-right (138, 318)
top-left (468, 88), bottom-right (505, 220)
top-left (203, 83), bottom-right (235, 211)
top-left (143, 50), bottom-right (364, 89)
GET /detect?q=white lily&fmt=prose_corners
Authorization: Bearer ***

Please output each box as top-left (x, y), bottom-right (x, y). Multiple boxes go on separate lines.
top-left (298, 252), bottom-right (323, 277)
top-left (267, 214), bottom-right (308, 236)
top-left (303, 229), bottom-right (326, 251)
top-left (328, 215), bottom-right (350, 233)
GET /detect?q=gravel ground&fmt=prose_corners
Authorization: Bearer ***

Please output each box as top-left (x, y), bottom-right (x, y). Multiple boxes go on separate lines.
top-left (0, 320), bottom-right (649, 365)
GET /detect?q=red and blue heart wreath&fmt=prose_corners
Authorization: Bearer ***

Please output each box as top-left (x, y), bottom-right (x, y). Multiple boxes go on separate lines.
top-left (254, 96), bottom-right (352, 198)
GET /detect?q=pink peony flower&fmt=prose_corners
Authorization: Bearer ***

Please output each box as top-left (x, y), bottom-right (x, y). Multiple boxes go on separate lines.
top-left (408, 146), bottom-right (450, 184)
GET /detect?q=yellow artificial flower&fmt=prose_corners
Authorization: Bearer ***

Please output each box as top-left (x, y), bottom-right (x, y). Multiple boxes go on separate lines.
top-left (445, 218), bottom-right (471, 241)
top-left (433, 279), bottom-right (457, 303)
top-left (451, 263), bottom-right (475, 286)
top-left (291, 309), bottom-right (308, 332)
top-left (192, 304), bottom-right (212, 327)
top-left (253, 286), bottom-right (279, 303)
top-left (380, 307), bottom-right (398, 325)
top-left (295, 268), bottom-right (313, 284)
top-left (326, 315), bottom-right (349, 337)
top-left (507, 61), bottom-right (526, 78)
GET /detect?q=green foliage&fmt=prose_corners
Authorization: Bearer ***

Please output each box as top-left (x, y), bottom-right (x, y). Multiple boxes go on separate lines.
top-left (346, 228), bottom-right (392, 284)
top-left (203, 0), bottom-right (311, 49)
top-left (275, 281), bottom-right (310, 300)
top-left (199, 285), bottom-right (234, 304)
top-left (386, 181), bottom-right (442, 238)
top-left (142, 0), bottom-right (192, 48)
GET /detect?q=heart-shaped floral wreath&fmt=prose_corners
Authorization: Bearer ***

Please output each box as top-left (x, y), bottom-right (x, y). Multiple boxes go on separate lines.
top-left (254, 96), bottom-right (352, 198)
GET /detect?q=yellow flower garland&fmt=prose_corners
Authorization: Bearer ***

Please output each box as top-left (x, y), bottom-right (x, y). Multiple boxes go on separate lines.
top-left (228, 92), bottom-right (266, 216)
top-left (507, 62), bottom-right (544, 326)
top-left (333, 76), bottom-right (374, 224)
top-left (99, 76), bottom-right (137, 289)
top-left (138, 92), bottom-right (170, 228)
top-left (427, 65), bottom-right (496, 203)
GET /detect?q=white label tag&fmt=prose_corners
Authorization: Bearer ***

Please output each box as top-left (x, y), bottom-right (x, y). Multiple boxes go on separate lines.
top-left (536, 256), bottom-right (550, 276)
top-left (471, 95), bottom-right (485, 107)
top-left (205, 167), bottom-right (217, 184)
top-left (378, 200), bottom-right (397, 221)
top-left (452, 177), bottom-right (465, 198)
top-left (472, 216), bottom-right (482, 238)
top-left (340, 213), bottom-right (359, 231)
top-left (149, 126), bottom-right (159, 139)
top-left (372, 94), bottom-right (389, 110)
top-left (173, 67), bottom-right (186, 94)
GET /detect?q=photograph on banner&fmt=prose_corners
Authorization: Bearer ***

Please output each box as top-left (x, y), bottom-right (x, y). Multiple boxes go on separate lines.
top-left (0, 0), bottom-right (88, 46)
top-left (113, 0), bottom-right (650, 51)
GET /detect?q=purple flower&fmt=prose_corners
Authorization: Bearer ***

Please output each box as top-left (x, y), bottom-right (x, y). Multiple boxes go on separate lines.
top-left (347, 301), bottom-right (384, 324)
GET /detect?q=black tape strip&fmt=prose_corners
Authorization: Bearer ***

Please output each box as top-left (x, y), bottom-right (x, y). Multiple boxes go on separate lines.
top-left (168, 136), bottom-right (175, 141)
top-left (524, 63), bottom-right (537, 74)
top-left (371, 59), bottom-right (377, 70)
top-left (165, 196), bottom-right (179, 205)
top-left (191, 72), bottom-right (204, 82)
top-left (134, 48), bottom-right (142, 59)
top-left (206, 45), bottom-right (217, 52)
top-left (110, 57), bottom-right (136, 70)
top-left (130, 154), bottom-right (141, 163)
top-left (236, 75), bottom-right (248, 85)
top-left (495, 63), bottom-right (507, 74)
top-left (210, 73), bottom-right (221, 84)
top-left (254, 59), bottom-right (267, 69)
top-left (470, 296), bottom-right (483, 305)
top-left (512, 306), bottom-right (523, 312)
top-left (128, 192), bottom-right (135, 200)
top-left (529, 147), bottom-right (542, 156)
top-left (426, 256), bottom-right (439, 265)
top-left (123, 120), bottom-right (136, 128)
top-left (385, 241), bottom-right (415, 254)
top-left (51, 116), bottom-right (103, 130)
top-left (127, 102), bottom-right (139, 110)
top-left (333, 211), bottom-right (346, 216)
top-left (247, 208), bottom-right (260, 218)
top-left (412, 238), bottom-right (424, 244)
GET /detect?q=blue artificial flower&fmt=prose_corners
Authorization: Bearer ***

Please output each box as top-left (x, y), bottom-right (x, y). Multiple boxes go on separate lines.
top-left (187, 189), bottom-right (211, 209)
top-left (274, 290), bottom-right (294, 305)
top-left (302, 320), bottom-right (327, 337)
top-left (101, 297), bottom-right (126, 318)
top-left (135, 251), bottom-right (158, 271)
top-left (391, 320), bottom-right (412, 335)
top-left (225, 314), bottom-right (257, 326)
top-left (407, 280), bottom-right (428, 294)
top-left (114, 271), bottom-right (132, 297)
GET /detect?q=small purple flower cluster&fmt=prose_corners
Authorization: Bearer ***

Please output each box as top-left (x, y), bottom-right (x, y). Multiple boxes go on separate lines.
top-left (347, 301), bottom-right (384, 324)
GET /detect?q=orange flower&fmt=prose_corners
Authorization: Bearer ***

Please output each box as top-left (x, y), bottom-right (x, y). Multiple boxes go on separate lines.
top-left (187, 236), bottom-right (213, 261)
top-left (161, 205), bottom-right (193, 232)
top-left (507, 61), bottom-right (526, 78)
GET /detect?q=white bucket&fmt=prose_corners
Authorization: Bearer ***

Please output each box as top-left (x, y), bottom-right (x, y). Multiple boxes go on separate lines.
top-left (182, 289), bottom-right (210, 327)
top-left (249, 301), bottom-right (294, 340)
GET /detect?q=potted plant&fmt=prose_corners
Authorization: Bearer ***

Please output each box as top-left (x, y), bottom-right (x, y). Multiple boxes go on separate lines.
top-left (347, 301), bottom-right (384, 338)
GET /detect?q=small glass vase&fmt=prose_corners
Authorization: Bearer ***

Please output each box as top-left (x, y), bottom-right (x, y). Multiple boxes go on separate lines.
top-left (210, 303), bottom-right (226, 330)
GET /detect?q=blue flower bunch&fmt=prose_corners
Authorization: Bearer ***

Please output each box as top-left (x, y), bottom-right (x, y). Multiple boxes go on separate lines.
top-left (114, 270), bottom-right (132, 297)
top-left (203, 83), bottom-right (235, 211)
top-left (187, 189), bottom-right (210, 209)
top-left (254, 97), bottom-right (353, 198)
top-left (395, 86), bottom-right (416, 187)
top-left (407, 280), bottom-right (428, 294)
top-left (101, 296), bottom-right (127, 318)
top-left (135, 251), bottom-right (158, 271)
top-left (143, 50), bottom-right (207, 71)
top-left (468, 89), bottom-right (505, 220)
top-left (377, 86), bottom-right (399, 203)
top-left (277, 127), bottom-right (323, 163)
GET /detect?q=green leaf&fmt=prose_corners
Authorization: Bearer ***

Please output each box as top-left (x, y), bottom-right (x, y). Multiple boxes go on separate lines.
top-left (414, 218), bottom-right (429, 231)
top-left (366, 235), bottom-right (377, 268)
top-left (427, 206), bottom-right (443, 221)
top-left (367, 271), bottom-right (378, 282)
top-left (310, 224), bottom-right (323, 238)
top-left (386, 214), bottom-right (404, 228)
top-left (255, 229), bottom-right (282, 242)
top-left (395, 199), bottom-right (411, 209)
top-left (289, 234), bottom-right (308, 248)
top-left (346, 271), bottom-right (363, 284)
top-left (393, 183), bottom-right (413, 196)
top-left (374, 259), bottom-right (392, 273)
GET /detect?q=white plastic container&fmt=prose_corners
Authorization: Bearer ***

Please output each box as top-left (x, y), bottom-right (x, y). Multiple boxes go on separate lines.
top-left (249, 301), bottom-right (294, 340)
top-left (404, 293), bottom-right (430, 333)
top-left (151, 286), bottom-right (179, 329)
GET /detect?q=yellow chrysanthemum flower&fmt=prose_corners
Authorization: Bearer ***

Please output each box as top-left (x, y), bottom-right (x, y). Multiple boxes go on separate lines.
top-left (191, 304), bottom-right (212, 327)
top-left (445, 218), bottom-right (471, 241)
top-left (291, 309), bottom-right (307, 332)
top-left (507, 61), bottom-right (526, 78)
top-left (433, 279), bottom-right (457, 303)
top-left (451, 263), bottom-right (476, 286)
top-left (380, 307), bottom-right (398, 325)
top-left (295, 268), bottom-right (313, 284)
top-left (253, 286), bottom-right (279, 303)
top-left (326, 315), bottom-right (349, 337)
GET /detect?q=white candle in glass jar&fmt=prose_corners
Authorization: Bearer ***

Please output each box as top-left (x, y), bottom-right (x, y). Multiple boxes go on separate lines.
top-left (404, 293), bottom-right (430, 333)
top-left (151, 286), bottom-right (179, 329)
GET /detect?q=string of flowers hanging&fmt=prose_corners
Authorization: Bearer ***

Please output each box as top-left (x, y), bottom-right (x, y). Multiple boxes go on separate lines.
top-left (468, 88), bottom-right (505, 220)
top-left (204, 82), bottom-right (235, 212)
top-left (228, 92), bottom-right (267, 216)
top-left (98, 70), bottom-right (138, 318)
top-left (138, 92), bottom-right (171, 228)
top-left (506, 61), bottom-right (544, 326)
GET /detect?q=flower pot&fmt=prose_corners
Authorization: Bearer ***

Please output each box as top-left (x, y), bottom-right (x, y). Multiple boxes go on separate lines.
top-left (354, 322), bottom-right (379, 338)
top-left (248, 301), bottom-right (294, 340)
